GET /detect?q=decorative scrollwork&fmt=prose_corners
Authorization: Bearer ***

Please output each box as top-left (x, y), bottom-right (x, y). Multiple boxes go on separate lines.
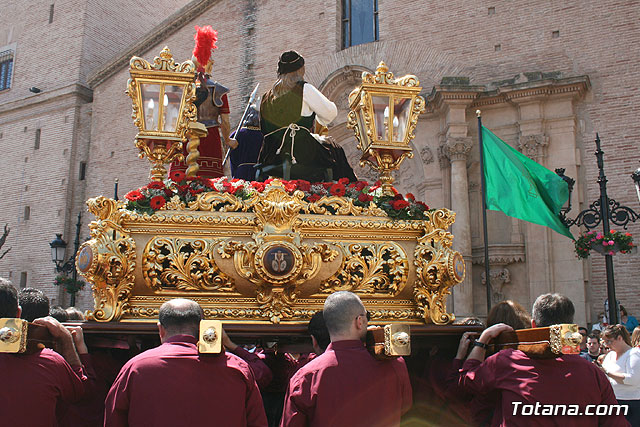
top-left (559, 198), bottom-right (639, 231)
top-left (142, 237), bottom-right (235, 292)
top-left (413, 229), bottom-right (463, 325)
top-left (129, 46), bottom-right (196, 73)
top-left (80, 232), bottom-right (136, 322)
top-left (303, 196), bottom-right (386, 217)
top-left (320, 242), bottom-right (409, 295)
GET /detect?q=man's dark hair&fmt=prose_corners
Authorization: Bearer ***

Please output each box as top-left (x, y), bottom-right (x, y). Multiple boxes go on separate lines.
top-left (532, 293), bottom-right (575, 327)
top-left (0, 278), bottom-right (18, 318)
top-left (158, 299), bottom-right (204, 337)
top-left (578, 326), bottom-right (588, 334)
top-left (308, 311), bottom-right (330, 351)
top-left (18, 287), bottom-right (50, 322)
top-left (587, 333), bottom-right (599, 340)
top-left (50, 305), bottom-right (69, 322)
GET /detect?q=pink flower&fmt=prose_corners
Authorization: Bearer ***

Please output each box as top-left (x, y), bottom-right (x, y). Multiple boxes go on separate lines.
top-left (608, 240), bottom-right (614, 245)
top-left (596, 233), bottom-right (604, 239)
top-left (602, 241), bottom-right (609, 246)
top-left (608, 251), bottom-right (615, 256)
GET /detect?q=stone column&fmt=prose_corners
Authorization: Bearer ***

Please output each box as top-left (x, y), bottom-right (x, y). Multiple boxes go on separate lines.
top-left (443, 136), bottom-right (474, 316)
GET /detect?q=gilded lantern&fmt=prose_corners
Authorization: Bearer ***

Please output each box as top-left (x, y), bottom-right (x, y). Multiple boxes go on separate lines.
top-left (347, 62), bottom-right (425, 195)
top-left (126, 46), bottom-right (197, 181)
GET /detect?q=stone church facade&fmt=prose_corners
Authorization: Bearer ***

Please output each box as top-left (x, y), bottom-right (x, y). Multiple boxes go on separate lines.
top-left (2, 0), bottom-right (639, 325)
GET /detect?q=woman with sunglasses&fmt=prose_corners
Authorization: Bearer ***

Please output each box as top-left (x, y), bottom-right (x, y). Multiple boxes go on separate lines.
top-left (601, 324), bottom-right (640, 426)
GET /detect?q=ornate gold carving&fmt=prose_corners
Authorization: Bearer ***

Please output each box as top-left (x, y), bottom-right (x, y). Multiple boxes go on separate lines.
top-left (412, 216), bottom-right (464, 325)
top-left (129, 46), bottom-right (196, 73)
top-left (186, 122), bottom-right (208, 177)
top-left (79, 234), bottom-right (136, 322)
top-left (142, 237), bottom-right (235, 292)
top-left (320, 242), bottom-right (409, 295)
top-left (303, 196), bottom-right (386, 217)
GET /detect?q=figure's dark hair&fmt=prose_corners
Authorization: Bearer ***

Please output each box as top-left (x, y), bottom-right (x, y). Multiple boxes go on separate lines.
top-left (18, 287), bottom-right (50, 322)
top-left (532, 293), bottom-right (575, 327)
top-left (0, 278), bottom-right (18, 318)
top-left (50, 305), bottom-right (69, 322)
top-left (587, 333), bottom-right (599, 340)
top-left (308, 311), bottom-right (330, 351)
top-left (487, 300), bottom-right (531, 330)
top-left (159, 299), bottom-right (204, 337)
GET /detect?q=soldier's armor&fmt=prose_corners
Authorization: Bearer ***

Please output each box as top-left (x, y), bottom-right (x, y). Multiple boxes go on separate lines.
top-left (196, 78), bottom-right (229, 127)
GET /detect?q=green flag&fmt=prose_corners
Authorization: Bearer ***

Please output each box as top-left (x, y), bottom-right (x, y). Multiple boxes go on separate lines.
top-left (481, 126), bottom-right (573, 239)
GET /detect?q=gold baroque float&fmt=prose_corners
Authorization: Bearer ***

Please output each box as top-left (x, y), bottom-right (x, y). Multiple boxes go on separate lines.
top-left (77, 180), bottom-right (465, 324)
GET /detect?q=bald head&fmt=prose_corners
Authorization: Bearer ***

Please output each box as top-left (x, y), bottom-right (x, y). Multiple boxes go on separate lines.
top-left (323, 291), bottom-right (366, 340)
top-left (158, 298), bottom-right (203, 340)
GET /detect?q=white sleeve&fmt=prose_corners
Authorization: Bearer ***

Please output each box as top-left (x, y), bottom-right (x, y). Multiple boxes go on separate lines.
top-left (622, 348), bottom-right (640, 386)
top-left (302, 83), bottom-right (337, 126)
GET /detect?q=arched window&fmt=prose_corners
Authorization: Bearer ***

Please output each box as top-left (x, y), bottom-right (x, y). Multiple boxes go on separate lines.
top-left (342, 0), bottom-right (379, 49)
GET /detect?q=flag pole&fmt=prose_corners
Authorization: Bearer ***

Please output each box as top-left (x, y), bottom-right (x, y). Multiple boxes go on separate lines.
top-left (476, 110), bottom-right (492, 313)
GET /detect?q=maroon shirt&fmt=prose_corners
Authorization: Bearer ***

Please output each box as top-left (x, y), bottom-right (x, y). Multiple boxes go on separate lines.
top-left (231, 346), bottom-right (274, 390)
top-left (459, 349), bottom-right (630, 426)
top-left (281, 340), bottom-right (412, 427)
top-left (0, 349), bottom-right (94, 426)
top-left (104, 335), bottom-right (267, 427)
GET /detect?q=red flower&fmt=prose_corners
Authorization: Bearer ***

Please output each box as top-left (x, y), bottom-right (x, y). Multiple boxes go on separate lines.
top-left (251, 181), bottom-right (266, 192)
top-left (189, 188), bottom-right (204, 195)
top-left (358, 193), bottom-right (373, 203)
top-left (355, 181), bottom-right (367, 191)
top-left (164, 189), bottom-right (173, 197)
top-left (393, 194), bottom-right (404, 201)
top-left (296, 180), bottom-right (311, 192)
top-left (416, 201), bottom-right (429, 210)
top-left (322, 182), bottom-right (333, 190)
top-left (285, 182), bottom-right (297, 193)
top-left (338, 177), bottom-right (350, 185)
top-left (149, 196), bottom-right (166, 210)
top-left (307, 194), bottom-right (321, 203)
top-left (405, 193), bottom-right (415, 201)
top-left (177, 185), bottom-right (190, 194)
top-left (169, 170), bottom-right (186, 182)
top-left (147, 181), bottom-right (165, 189)
top-left (391, 200), bottom-right (410, 210)
top-left (330, 183), bottom-right (346, 197)
top-left (125, 190), bottom-right (144, 202)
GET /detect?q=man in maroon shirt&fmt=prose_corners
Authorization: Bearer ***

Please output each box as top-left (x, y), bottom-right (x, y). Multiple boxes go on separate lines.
top-left (104, 298), bottom-right (267, 427)
top-left (459, 293), bottom-right (629, 426)
top-left (280, 291), bottom-right (412, 427)
top-left (0, 278), bottom-right (94, 427)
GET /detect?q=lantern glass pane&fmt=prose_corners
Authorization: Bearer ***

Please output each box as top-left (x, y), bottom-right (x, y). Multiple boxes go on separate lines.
top-left (162, 84), bottom-right (183, 132)
top-left (141, 83), bottom-right (161, 131)
top-left (372, 95), bottom-right (389, 141)
top-left (392, 97), bottom-right (412, 142)
top-left (357, 108), bottom-right (369, 148)
top-left (51, 245), bottom-right (65, 263)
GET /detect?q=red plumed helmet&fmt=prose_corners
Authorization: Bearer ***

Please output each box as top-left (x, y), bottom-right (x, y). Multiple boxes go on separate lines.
top-left (192, 25), bottom-right (218, 71)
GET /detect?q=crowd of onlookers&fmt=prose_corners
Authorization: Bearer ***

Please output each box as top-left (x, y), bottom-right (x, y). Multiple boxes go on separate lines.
top-left (2, 279), bottom-right (639, 426)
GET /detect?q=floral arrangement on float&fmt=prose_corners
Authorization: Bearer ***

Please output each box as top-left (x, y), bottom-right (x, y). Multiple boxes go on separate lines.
top-left (124, 171), bottom-right (431, 220)
top-left (53, 275), bottom-right (86, 295)
top-left (574, 230), bottom-right (634, 259)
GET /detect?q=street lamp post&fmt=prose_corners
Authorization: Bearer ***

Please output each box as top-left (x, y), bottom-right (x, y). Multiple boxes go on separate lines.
top-left (556, 135), bottom-right (639, 325)
top-left (50, 212), bottom-right (82, 306)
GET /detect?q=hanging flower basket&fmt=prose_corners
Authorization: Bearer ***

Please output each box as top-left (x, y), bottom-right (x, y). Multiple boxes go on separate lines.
top-left (54, 275), bottom-right (85, 295)
top-left (574, 230), bottom-right (634, 259)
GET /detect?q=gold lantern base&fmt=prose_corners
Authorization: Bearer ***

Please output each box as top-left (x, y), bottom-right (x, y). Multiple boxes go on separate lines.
top-left (77, 180), bottom-right (465, 325)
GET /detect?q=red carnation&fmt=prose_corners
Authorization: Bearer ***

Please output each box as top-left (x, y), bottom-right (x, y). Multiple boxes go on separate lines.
top-left (164, 188), bottom-right (173, 197)
top-left (322, 182), bottom-right (333, 190)
top-left (125, 190), bottom-right (144, 202)
top-left (358, 193), bottom-right (373, 203)
top-left (391, 200), bottom-right (410, 210)
top-left (307, 194), bottom-right (321, 203)
top-left (169, 170), bottom-right (186, 182)
top-left (330, 183), bottom-right (346, 197)
top-left (147, 181), bottom-right (165, 189)
top-left (251, 181), bottom-right (266, 192)
top-left (355, 181), bottom-right (367, 191)
top-left (416, 201), bottom-right (429, 210)
top-left (296, 180), bottom-right (311, 192)
top-left (149, 196), bottom-right (166, 210)
top-left (285, 182), bottom-right (297, 193)
top-left (338, 177), bottom-right (350, 185)
top-left (405, 193), bottom-right (415, 201)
